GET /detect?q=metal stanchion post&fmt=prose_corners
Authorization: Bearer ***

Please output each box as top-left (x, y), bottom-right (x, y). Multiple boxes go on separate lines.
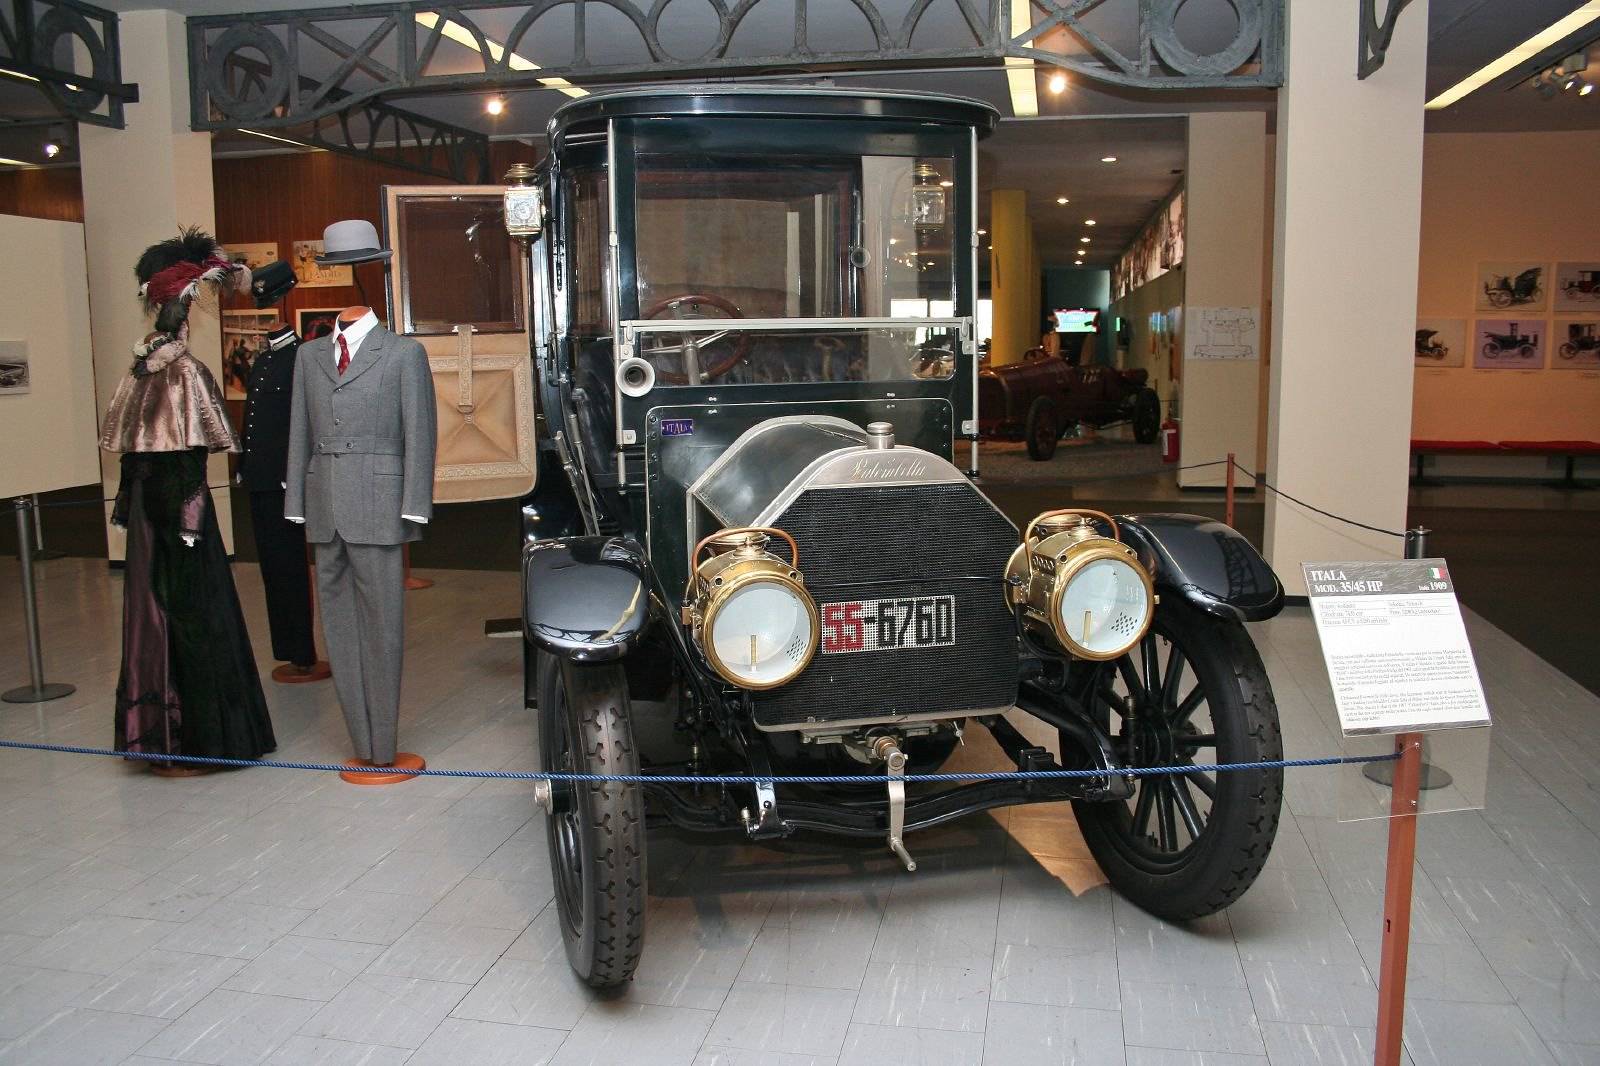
top-left (29, 492), bottom-right (64, 561)
top-left (1374, 731), bottom-right (1422, 1066)
top-left (3, 497), bottom-right (76, 704)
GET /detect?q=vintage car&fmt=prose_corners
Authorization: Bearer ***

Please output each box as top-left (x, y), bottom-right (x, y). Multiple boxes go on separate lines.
top-left (979, 347), bottom-right (1162, 459)
top-left (510, 87), bottom-right (1286, 988)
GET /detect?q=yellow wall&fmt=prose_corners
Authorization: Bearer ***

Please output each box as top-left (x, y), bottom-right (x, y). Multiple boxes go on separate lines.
top-left (990, 189), bottom-right (1037, 366)
top-left (1412, 131), bottom-right (1600, 441)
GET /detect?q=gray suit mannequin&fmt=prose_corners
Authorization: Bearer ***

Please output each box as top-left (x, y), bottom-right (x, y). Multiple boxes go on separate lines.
top-left (285, 311), bottom-right (436, 765)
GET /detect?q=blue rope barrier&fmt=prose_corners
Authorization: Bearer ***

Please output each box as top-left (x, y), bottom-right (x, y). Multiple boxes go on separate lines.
top-left (0, 738), bottom-right (1397, 784)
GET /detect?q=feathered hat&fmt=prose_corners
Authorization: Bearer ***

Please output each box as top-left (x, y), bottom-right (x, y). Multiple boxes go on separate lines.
top-left (135, 227), bottom-right (251, 334)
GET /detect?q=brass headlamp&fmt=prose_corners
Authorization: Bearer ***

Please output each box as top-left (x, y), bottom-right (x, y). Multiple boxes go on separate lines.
top-left (1005, 509), bottom-right (1156, 661)
top-left (682, 527), bottom-right (819, 690)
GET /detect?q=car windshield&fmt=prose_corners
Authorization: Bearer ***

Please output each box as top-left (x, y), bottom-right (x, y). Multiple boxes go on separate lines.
top-left (630, 152), bottom-right (960, 386)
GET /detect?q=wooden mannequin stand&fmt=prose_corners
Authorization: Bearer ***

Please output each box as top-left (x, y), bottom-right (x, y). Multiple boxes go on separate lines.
top-left (340, 752), bottom-right (427, 785)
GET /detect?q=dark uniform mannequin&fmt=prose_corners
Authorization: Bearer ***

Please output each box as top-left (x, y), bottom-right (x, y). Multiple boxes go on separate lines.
top-left (241, 325), bottom-right (321, 674)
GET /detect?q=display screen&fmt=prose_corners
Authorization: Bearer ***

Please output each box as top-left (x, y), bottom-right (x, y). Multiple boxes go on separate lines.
top-left (1055, 308), bottom-right (1099, 333)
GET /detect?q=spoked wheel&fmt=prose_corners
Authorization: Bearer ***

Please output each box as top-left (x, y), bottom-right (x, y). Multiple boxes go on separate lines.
top-left (1025, 397), bottom-right (1060, 461)
top-left (1070, 601), bottom-right (1282, 920)
top-left (537, 654), bottom-right (646, 987)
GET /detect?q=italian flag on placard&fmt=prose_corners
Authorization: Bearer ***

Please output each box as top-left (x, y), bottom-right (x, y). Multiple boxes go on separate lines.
top-left (1429, 566), bottom-right (1447, 579)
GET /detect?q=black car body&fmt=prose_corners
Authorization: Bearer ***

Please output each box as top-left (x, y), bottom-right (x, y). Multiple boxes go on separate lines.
top-left (511, 88), bottom-right (1286, 987)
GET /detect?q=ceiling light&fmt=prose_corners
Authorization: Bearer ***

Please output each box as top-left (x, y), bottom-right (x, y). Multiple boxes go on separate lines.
top-left (1056, 196), bottom-right (1069, 205)
top-left (1584, 81), bottom-right (1597, 96)
top-left (0, 156), bottom-right (35, 167)
top-left (415, 13), bottom-right (587, 97)
top-left (1563, 73), bottom-right (1581, 90)
top-left (42, 142), bottom-right (59, 158)
top-left (939, 179), bottom-right (953, 187)
top-left (1079, 237), bottom-right (1091, 243)
top-left (977, 228), bottom-right (987, 235)
top-left (1048, 72), bottom-right (1067, 94)
top-left (1004, 0), bottom-right (1038, 117)
top-left (486, 96), bottom-right (505, 115)
top-left (1101, 156), bottom-right (1117, 163)
top-left (1427, 0), bottom-right (1600, 109)
top-left (1084, 219), bottom-right (1096, 226)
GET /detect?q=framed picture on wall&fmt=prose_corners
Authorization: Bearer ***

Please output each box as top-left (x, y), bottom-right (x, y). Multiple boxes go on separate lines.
top-left (1552, 319), bottom-right (1600, 367)
top-left (291, 240), bottom-right (354, 288)
top-left (1475, 261), bottom-right (1548, 313)
top-left (0, 339), bottom-right (29, 395)
top-left (297, 307), bottom-right (343, 342)
top-left (1474, 318), bottom-right (1545, 369)
top-left (1415, 317), bottom-right (1465, 367)
top-left (1553, 262), bottom-right (1600, 312)
top-left (221, 309), bottom-right (277, 400)
top-left (223, 242), bottom-right (278, 270)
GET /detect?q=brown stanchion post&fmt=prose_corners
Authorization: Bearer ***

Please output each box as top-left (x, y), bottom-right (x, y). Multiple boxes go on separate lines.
top-left (1225, 452), bottom-right (1236, 527)
top-left (1375, 731), bottom-right (1422, 1065)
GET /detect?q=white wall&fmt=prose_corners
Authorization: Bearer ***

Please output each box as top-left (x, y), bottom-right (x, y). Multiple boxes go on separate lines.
top-left (1413, 130), bottom-right (1600, 446)
top-left (0, 216), bottom-right (101, 500)
top-left (1181, 112), bottom-right (1267, 488)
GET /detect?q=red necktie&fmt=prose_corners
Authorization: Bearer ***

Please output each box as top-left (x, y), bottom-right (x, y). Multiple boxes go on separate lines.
top-left (337, 334), bottom-right (351, 375)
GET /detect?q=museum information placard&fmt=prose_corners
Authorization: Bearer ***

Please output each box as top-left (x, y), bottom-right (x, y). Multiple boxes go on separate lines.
top-left (1304, 560), bottom-right (1490, 736)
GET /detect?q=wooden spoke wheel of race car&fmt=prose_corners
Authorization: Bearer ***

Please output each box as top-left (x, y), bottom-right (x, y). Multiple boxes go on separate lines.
top-left (1069, 601), bottom-right (1282, 920)
top-left (1025, 397), bottom-right (1060, 461)
top-left (538, 655), bottom-right (645, 988)
top-left (641, 293), bottom-right (754, 384)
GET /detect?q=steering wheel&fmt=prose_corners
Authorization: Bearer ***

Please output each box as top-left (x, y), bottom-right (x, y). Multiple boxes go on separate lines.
top-left (640, 293), bottom-right (753, 384)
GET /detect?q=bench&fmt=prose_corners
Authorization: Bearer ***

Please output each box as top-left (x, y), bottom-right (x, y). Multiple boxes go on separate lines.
top-left (1410, 439), bottom-right (1600, 486)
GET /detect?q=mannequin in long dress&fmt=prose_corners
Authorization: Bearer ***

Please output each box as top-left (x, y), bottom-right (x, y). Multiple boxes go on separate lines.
top-left (100, 229), bottom-right (275, 773)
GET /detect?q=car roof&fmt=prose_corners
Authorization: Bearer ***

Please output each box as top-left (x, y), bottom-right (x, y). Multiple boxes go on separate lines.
top-left (548, 85), bottom-right (1001, 144)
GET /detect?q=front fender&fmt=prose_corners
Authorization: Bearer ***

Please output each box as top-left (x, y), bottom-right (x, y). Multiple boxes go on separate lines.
top-left (1116, 513), bottom-right (1284, 623)
top-left (522, 536), bottom-right (650, 661)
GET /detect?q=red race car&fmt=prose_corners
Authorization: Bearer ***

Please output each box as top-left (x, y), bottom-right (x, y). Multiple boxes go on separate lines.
top-left (979, 347), bottom-right (1161, 460)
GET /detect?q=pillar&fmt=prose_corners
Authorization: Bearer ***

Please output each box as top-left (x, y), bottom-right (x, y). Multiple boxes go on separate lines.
top-left (79, 9), bottom-right (228, 559)
top-left (1265, 1), bottom-right (1428, 594)
top-left (1181, 111), bottom-right (1267, 489)
top-left (990, 189), bottom-right (1034, 366)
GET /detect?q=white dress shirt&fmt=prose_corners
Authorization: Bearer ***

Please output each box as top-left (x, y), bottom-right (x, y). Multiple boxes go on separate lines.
top-left (286, 309), bottom-right (428, 526)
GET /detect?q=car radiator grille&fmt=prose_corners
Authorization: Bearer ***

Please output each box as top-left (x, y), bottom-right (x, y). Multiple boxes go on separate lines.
top-left (753, 483), bottom-right (1021, 731)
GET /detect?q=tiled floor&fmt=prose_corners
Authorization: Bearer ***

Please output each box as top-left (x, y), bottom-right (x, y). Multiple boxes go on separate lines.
top-left (1, 555), bottom-right (1598, 1064)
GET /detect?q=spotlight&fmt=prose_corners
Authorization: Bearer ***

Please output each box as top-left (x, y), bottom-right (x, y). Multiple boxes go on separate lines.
top-left (1563, 73), bottom-right (1581, 90)
top-left (939, 179), bottom-right (953, 188)
top-left (1079, 236), bottom-right (1091, 243)
top-left (486, 96), bottom-right (506, 115)
top-left (1056, 196), bottom-right (1069, 205)
top-left (1100, 155), bottom-right (1117, 163)
top-left (42, 142), bottom-right (59, 158)
top-left (977, 229), bottom-right (987, 235)
top-left (1048, 72), bottom-right (1067, 94)
top-left (1583, 80), bottom-right (1596, 96)
top-left (1084, 219), bottom-right (1097, 226)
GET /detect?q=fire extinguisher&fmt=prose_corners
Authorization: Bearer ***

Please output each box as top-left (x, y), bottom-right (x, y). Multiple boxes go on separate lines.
top-left (1160, 418), bottom-right (1180, 463)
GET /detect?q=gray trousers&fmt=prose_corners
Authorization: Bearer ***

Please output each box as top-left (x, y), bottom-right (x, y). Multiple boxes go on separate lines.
top-left (314, 535), bottom-right (405, 764)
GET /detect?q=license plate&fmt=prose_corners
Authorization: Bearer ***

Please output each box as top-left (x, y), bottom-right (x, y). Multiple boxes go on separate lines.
top-left (819, 595), bottom-right (956, 655)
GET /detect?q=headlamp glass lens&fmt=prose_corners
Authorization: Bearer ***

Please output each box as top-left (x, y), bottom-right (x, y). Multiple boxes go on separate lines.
top-left (1057, 556), bottom-right (1151, 658)
top-left (709, 579), bottom-right (814, 687)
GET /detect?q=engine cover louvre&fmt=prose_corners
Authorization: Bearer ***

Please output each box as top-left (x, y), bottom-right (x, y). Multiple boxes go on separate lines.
top-left (752, 482), bottom-right (1020, 731)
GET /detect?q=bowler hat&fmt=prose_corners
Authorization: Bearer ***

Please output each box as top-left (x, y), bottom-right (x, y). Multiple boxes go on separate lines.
top-left (316, 219), bottom-right (392, 265)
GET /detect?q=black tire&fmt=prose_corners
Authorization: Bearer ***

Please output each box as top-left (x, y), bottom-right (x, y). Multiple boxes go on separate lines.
top-left (1025, 397), bottom-right (1059, 461)
top-left (1132, 388), bottom-right (1161, 445)
top-left (538, 654), bottom-right (646, 987)
top-left (1070, 601), bottom-right (1282, 921)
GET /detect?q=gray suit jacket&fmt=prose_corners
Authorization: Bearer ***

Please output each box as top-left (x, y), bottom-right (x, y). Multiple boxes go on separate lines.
top-left (284, 325), bottom-right (437, 545)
